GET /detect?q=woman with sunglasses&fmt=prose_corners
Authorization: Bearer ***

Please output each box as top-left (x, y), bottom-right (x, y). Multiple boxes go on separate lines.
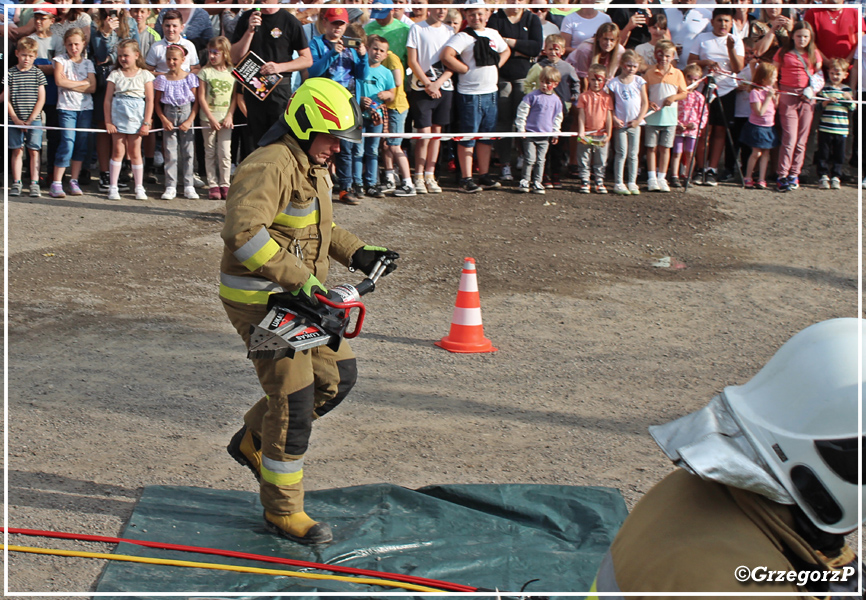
top-left (529, 0), bottom-right (561, 44)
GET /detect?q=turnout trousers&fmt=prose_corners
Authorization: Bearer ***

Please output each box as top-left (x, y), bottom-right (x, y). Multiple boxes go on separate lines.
top-left (223, 298), bottom-right (358, 514)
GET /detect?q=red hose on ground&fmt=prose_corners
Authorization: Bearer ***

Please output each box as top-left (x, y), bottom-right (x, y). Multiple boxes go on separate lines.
top-left (3, 527), bottom-right (478, 592)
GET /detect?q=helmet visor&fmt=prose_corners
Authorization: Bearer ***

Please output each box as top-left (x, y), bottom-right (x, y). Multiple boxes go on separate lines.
top-left (329, 98), bottom-right (363, 143)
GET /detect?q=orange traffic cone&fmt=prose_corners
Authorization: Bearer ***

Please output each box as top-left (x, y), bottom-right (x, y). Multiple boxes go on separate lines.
top-left (435, 258), bottom-right (497, 353)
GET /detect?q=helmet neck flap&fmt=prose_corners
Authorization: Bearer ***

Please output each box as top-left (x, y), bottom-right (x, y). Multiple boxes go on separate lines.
top-left (651, 318), bottom-right (864, 535)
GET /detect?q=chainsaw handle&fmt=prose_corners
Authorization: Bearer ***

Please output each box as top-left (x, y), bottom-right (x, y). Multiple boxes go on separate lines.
top-left (315, 293), bottom-right (366, 338)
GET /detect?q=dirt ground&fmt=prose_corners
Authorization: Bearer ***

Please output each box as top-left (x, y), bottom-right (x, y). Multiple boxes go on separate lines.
top-left (3, 171), bottom-right (861, 594)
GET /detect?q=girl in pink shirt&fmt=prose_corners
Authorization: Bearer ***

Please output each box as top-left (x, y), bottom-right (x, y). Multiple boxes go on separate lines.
top-left (772, 21), bottom-right (822, 192)
top-left (740, 62), bottom-right (779, 189)
top-left (671, 64), bottom-right (707, 187)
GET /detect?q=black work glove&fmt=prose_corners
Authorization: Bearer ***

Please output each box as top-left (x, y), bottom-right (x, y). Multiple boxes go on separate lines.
top-left (350, 245), bottom-right (399, 277)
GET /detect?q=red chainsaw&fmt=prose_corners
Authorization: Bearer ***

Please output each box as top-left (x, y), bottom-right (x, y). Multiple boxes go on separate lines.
top-left (246, 257), bottom-right (394, 360)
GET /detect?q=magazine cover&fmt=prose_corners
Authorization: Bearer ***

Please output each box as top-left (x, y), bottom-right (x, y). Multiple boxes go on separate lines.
top-left (232, 51), bottom-right (283, 101)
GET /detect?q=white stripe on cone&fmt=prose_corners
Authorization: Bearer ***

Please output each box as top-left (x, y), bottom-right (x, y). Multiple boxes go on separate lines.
top-left (458, 273), bottom-right (479, 293)
top-left (451, 307), bottom-right (483, 326)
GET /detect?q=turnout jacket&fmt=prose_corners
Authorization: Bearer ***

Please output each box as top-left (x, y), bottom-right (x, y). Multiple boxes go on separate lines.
top-left (590, 469), bottom-right (859, 599)
top-left (220, 134), bottom-right (365, 305)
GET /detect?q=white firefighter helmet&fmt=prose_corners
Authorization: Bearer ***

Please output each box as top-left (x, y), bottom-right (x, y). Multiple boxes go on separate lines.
top-left (722, 318), bottom-right (863, 535)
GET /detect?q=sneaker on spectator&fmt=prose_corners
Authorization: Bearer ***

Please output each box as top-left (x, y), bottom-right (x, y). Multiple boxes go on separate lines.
top-left (135, 186), bottom-right (148, 200)
top-left (786, 175), bottom-right (799, 190)
top-left (744, 178), bottom-right (754, 189)
top-left (339, 188), bottom-right (361, 205)
top-left (703, 169), bottom-right (718, 187)
top-left (479, 173), bottom-right (500, 189)
top-left (459, 178), bottom-right (481, 193)
top-left (578, 180), bottom-right (591, 194)
top-left (68, 180), bottom-right (83, 196)
top-left (162, 187), bottom-right (177, 200)
top-left (818, 175), bottom-right (830, 189)
top-left (670, 176), bottom-right (682, 189)
top-left (424, 176), bottom-right (442, 193)
top-left (531, 181), bottom-right (546, 195)
top-left (145, 167), bottom-right (159, 184)
top-left (776, 177), bottom-right (789, 193)
top-left (393, 183), bottom-right (416, 197)
top-left (754, 180), bottom-right (767, 190)
top-left (193, 174), bottom-right (207, 189)
top-left (382, 176), bottom-right (397, 193)
top-left (209, 187), bottom-right (222, 200)
top-left (184, 186), bottom-right (199, 199)
top-left (9, 181), bottom-right (22, 196)
top-left (220, 186), bottom-right (229, 199)
top-left (518, 179), bottom-right (530, 193)
top-left (551, 173), bottom-right (563, 189)
top-left (412, 175), bottom-right (428, 194)
top-left (49, 182), bottom-right (66, 198)
top-left (613, 183), bottom-right (630, 195)
top-left (500, 164), bottom-right (513, 181)
top-left (366, 185), bottom-right (385, 198)
top-left (107, 186), bottom-right (121, 200)
top-left (595, 180), bottom-right (608, 194)
top-left (542, 174), bottom-right (553, 189)
top-left (830, 177), bottom-right (841, 190)
top-left (29, 182), bottom-right (41, 197)
top-left (98, 172), bottom-right (128, 191)
top-left (627, 182), bottom-right (640, 195)
top-left (658, 178), bottom-right (670, 192)
top-left (692, 167), bottom-right (704, 185)
top-left (647, 177), bottom-right (660, 192)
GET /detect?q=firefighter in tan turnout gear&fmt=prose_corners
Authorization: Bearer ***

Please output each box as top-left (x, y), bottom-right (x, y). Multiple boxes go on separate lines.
top-left (589, 318), bottom-right (863, 598)
top-left (221, 78), bottom-right (398, 544)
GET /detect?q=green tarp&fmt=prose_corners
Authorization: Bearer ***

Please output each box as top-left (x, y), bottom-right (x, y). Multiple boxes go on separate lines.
top-left (95, 483), bottom-right (627, 597)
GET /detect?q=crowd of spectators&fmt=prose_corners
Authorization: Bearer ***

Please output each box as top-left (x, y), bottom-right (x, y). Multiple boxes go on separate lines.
top-left (2, 0), bottom-right (864, 201)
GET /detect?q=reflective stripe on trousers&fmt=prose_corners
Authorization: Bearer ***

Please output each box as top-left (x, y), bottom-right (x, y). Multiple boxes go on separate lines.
top-left (587, 551), bottom-right (624, 600)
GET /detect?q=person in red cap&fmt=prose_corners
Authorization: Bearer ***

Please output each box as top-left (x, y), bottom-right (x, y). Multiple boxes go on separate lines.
top-left (308, 7), bottom-right (370, 205)
top-left (8, 4), bottom-right (57, 41)
top-left (230, 0), bottom-right (312, 146)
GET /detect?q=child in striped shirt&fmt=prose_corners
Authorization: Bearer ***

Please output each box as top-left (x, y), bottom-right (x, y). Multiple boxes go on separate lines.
top-left (8, 37), bottom-right (47, 197)
top-left (816, 57), bottom-right (855, 190)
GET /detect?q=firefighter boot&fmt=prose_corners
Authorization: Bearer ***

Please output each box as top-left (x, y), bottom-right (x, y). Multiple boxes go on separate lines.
top-left (263, 510), bottom-right (333, 544)
top-left (226, 426), bottom-right (262, 482)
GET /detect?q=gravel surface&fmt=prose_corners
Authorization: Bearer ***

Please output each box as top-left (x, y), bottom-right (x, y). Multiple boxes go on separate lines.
top-left (4, 174), bottom-right (860, 595)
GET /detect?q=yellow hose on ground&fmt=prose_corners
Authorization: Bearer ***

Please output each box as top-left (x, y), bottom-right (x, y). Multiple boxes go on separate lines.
top-left (4, 545), bottom-right (443, 593)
